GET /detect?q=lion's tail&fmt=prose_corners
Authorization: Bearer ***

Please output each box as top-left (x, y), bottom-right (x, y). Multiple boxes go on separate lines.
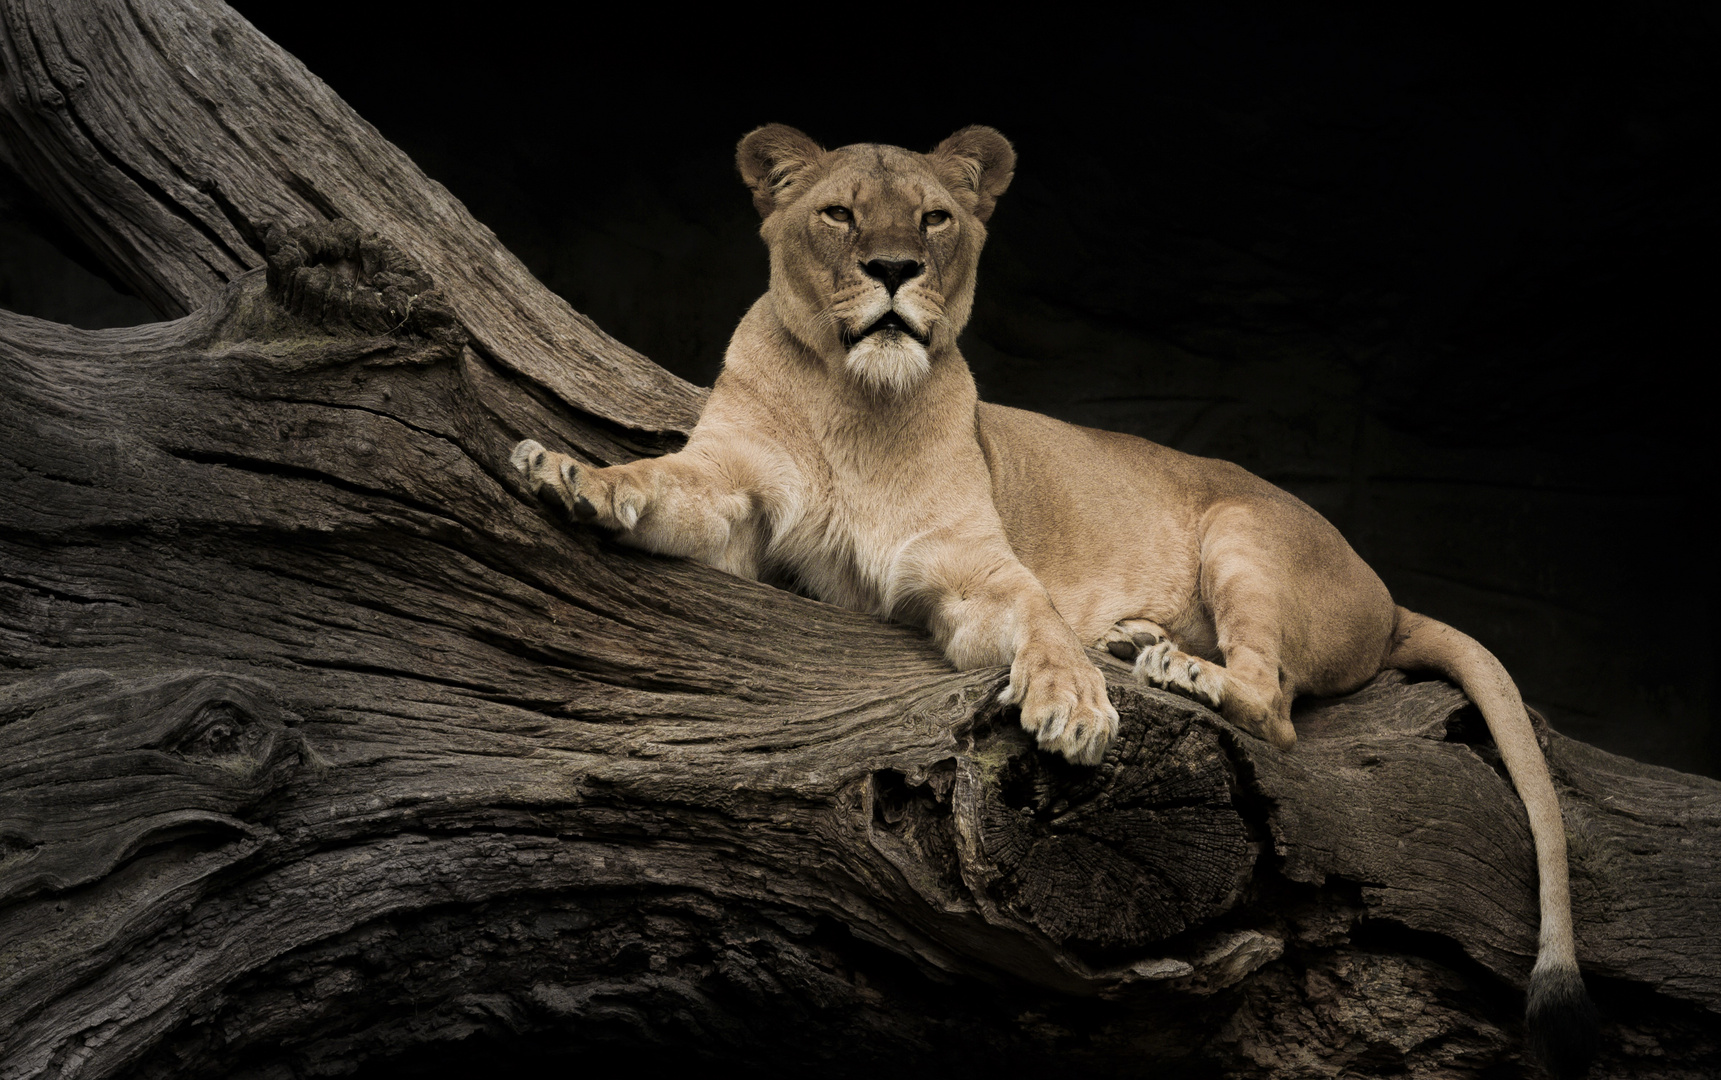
top-left (1386, 606), bottom-right (1599, 1078)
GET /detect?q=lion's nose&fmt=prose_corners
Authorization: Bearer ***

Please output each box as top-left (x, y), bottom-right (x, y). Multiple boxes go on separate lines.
top-left (862, 258), bottom-right (923, 295)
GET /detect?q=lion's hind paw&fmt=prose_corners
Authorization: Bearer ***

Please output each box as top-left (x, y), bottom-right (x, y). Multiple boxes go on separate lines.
top-left (1134, 640), bottom-right (1225, 711)
top-left (1099, 618), bottom-right (1169, 662)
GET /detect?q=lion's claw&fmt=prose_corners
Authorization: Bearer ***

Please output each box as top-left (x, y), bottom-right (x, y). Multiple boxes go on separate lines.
top-left (1135, 640), bottom-right (1224, 711)
top-left (1007, 646), bottom-right (1118, 766)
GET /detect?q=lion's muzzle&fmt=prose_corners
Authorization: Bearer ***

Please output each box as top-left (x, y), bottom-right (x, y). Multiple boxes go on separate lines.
top-left (845, 309), bottom-right (930, 349)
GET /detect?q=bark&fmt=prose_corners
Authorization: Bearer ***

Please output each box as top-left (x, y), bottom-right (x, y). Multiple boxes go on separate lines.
top-left (1, 3), bottom-right (1718, 1078)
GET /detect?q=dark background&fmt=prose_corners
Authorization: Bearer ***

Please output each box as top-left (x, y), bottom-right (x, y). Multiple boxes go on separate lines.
top-left (1, 5), bottom-right (1712, 774)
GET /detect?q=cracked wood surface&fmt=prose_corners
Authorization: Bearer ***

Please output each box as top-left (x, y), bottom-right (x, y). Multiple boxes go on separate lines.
top-left (2, 2), bottom-right (1719, 1078)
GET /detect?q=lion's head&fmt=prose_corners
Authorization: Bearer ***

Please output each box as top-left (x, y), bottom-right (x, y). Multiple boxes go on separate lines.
top-left (736, 124), bottom-right (1015, 395)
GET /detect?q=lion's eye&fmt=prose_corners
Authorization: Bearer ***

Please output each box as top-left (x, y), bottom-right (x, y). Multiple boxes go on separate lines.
top-left (922, 210), bottom-right (951, 228)
top-left (822, 206), bottom-right (853, 224)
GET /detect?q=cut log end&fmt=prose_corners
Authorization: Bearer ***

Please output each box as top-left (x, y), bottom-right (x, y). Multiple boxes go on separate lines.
top-left (956, 686), bottom-right (1256, 953)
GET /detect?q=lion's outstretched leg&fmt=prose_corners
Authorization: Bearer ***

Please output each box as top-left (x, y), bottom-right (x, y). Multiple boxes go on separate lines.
top-left (511, 439), bottom-right (763, 579)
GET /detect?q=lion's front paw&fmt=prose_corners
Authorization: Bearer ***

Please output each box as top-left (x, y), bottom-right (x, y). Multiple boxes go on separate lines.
top-left (511, 439), bottom-right (599, 522)
top-left (1001, 646), bottom-right (1119, 766)
top-left (1134, 640), bottom-right (1224, 711)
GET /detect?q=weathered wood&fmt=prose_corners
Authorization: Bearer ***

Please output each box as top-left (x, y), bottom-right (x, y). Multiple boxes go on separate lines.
top-left (0, 0), bottom-right (699, 433)
top-left (2, 3), bottom-right (1719, 1078)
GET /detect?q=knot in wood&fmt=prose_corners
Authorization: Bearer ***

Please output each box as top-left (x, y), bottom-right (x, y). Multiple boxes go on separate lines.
top-left (262, 219), bottom-right (463, 346)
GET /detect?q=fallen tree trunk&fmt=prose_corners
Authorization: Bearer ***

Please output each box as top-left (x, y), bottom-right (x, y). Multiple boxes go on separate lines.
top-left (1, 3), bottom-right (1718, 1078)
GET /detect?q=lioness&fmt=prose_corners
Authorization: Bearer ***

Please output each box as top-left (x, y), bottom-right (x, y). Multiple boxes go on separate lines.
top-left (512, 124), bottom-right (1596, 1073)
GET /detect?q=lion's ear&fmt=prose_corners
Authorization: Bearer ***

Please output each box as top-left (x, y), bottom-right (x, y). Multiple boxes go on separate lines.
top-left (930, 126), bottom-right (1016, 224)
top-left (736, 124), bottom-right (826, 219)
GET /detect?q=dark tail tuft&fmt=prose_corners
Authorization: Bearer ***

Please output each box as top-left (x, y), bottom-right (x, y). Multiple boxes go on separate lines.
top-left (1527, 964), bottom-right (1600, 1078)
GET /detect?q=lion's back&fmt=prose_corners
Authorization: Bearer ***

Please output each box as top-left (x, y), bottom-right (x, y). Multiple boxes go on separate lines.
top-left (974, 401), bottom-right (1386, 654)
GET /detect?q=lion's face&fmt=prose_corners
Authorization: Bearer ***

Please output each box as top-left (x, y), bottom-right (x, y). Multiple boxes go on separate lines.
top-left (737, 126), bottom-right (1016, 395)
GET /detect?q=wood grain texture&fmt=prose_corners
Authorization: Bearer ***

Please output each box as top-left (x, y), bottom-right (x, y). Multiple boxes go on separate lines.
top-left (0, 0), bottom-right (700, 433)
top-left (2, 3), bottom-right (1718, 1077)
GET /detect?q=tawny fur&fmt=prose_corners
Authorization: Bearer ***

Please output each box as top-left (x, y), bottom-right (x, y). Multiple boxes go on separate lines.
top-left (512, 124), bottom-right (1592, 1070)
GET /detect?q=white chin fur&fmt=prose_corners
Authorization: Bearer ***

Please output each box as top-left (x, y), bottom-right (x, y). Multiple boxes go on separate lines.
top-left (844, 334), bottom-right (931, 396)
